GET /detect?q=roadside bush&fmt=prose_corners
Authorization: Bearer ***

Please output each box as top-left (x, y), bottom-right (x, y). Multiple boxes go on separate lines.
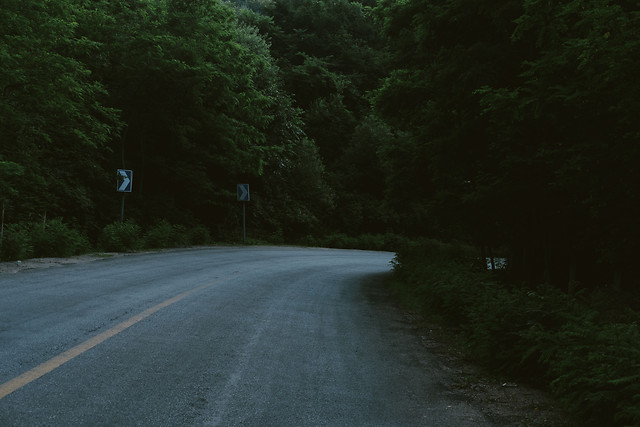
top-left (391, 238), bottom-right (640, 426)
top-left (382, 233), bottom-right (406, 252)
top-left (143, 220), bottom-right (194, 249)
top-left (0, 224), bottom-right (32, 261)
top-left (465, 284), bottom-right (570, 378)
top-left (526, 319), bottom-right (640, 426)
top-left (357, 234), bottom-right (384, 250)
top-left (99, 221), bottom-right (142, 252)
top-left (170, 224), bottom-right (190, 247)
top-left (267, 231), bottom-right (285, 245)
top-left (30, 219), bottom-right (90, 257)
top-left (297, 235), bottom-right (318, 247)
top-left (315, 233), bottom-right (407, 251)
top-left (319, 233), bottom-right (359, 249)
top-left (142, 220), bottom-right (173, 248)
top-left (391, 239), bottom-right (480, 315)
top-left (187, 225), bottom-right (211, 245)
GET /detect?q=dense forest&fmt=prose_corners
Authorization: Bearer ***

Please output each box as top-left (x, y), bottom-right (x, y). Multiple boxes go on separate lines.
top-left (2, 0), bottom-right (640, 283)
top-left (1, 0), bottom-right (391, 249)
top-left (2, 0), bottom-right (640, 424)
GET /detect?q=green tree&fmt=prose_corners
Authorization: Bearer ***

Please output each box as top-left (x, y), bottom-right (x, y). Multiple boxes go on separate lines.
top-left (0, 0), bottom-right (120, 227)
top-left (374, 0), bottom-right (523, 240)
top-left (478, 0), bottom-right (640, 287)
top-left (261, 0), bottom-right (391, 234)
top-left (74, 0), bottom-right (280, 230)
top-left (376, 0), bottom-right (640, 288)
top-left (230, 9), bottom-right (335, 238)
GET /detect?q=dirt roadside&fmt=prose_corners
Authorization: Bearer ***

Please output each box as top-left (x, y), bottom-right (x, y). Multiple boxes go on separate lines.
top-left (0, 253), bottom-right (119, 274)
top-left (1, 253), bottom-right (574, 426)
top-left (411, 317), bottom-right (575, 426)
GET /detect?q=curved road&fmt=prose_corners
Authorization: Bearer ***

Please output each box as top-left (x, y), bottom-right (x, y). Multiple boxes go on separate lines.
top-left (0, 247), bottom-right (490, 426)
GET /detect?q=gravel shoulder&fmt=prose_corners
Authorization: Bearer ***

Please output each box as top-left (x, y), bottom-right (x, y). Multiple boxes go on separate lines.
top-left (0, 253), bottom-right (119, 274)
top-left (410, 317), bottom-right (574, 426)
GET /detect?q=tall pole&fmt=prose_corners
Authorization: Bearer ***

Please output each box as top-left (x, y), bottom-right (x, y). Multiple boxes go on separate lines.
top-left (242, 202), bottom-right (246, 244)
top-left (121, 194), bottom-right (126, 223)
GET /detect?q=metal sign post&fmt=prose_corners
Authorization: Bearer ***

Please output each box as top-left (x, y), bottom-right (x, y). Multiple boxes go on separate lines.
top-left (117, 169), bottom-right (133, 222)
top-left (120, 194), bottom-right (126, 223)
top-left (237, 184), bottom-right (250, 244)
top-left (242, 202), bottom-right (246, 244)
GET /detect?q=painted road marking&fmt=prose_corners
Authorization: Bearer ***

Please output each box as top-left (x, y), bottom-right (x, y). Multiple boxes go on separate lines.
top-left (0, 279), bottom-right (223, 400)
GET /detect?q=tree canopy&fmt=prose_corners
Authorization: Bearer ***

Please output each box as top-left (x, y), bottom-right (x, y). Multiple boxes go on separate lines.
top-left (374, 0), bottom-right (640, 288)
top-left (1, 0), bottom-right (638, 289)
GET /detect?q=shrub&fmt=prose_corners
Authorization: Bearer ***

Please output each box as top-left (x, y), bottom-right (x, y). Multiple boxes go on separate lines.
top-left (527, 319), bottom-right (640, 426)
top-left (382, 233), bottom-right (406, 252)
top-left (99, 221), bottom-right (142, 252)
top-left (143, 220), bottom-right (195, 249)
top-left (143, 220), bottom-right (174, 248)
top-left (30, 219), bottom-right (90, 257)
top-left (391, 238), bottom-right (640, 426)
top-left (320, 233), bottom-right (360, 249)
top-left (357, 234), bottom-right (385, 251)
top-left (187, 225), bottom-right (211, 245)
top-left (170, 224), bottom-right (189, 247)
top-left (297, 232), bottom-right (407, 251)
top-left (297, 235), bottom-right (318, 247)
top-left (0, 224), bottom-right (32, 261)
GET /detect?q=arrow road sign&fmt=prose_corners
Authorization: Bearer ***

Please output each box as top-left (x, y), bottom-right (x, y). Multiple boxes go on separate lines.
top-left (237, 184), bottom-right (250, 202)
top-left (117, 169), bottom-right (133, 192)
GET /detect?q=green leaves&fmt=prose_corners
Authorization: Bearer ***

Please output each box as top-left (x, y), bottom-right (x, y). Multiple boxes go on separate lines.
top-left (0, 0), bottom-right (120, 222)
top-left (375, 0), bottom-right (640, 287)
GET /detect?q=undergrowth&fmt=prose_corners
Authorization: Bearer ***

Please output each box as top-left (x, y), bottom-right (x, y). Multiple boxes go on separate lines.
top-left (1, 219), bottom-right (214, 259)
top-left (390, 238), bottom-right (640, 427)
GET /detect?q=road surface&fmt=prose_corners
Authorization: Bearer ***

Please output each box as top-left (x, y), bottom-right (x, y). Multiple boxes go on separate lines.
top-left (0, 246), bottom-right (490, 426)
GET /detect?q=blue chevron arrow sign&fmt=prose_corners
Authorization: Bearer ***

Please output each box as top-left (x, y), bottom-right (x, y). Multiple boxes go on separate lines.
top-left (237, 184), bottom-right (250, 202)
top-left (117, 169), bottom-right (133, 192)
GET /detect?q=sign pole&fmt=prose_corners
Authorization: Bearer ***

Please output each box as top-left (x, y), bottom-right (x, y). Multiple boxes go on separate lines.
top-left (242, 202), bottom-right (246, 244)
top-left (120, 194), bottom-right (126, 223)
top-left (237, 184), bottom-right (250, 244)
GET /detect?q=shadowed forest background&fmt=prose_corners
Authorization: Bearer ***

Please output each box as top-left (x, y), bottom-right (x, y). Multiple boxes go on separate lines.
top-left (2, 1), bottom-right (640, 424)
top-left (3, 0), bottom-right (639, 289)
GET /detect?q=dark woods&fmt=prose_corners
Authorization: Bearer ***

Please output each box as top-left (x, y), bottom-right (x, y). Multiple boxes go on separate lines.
top-left (2, 0), bottom-right (639, 291)
top-left (2, 1), bottom-right (640, 424)
top-left (374, 0), bottom-right (640, 291)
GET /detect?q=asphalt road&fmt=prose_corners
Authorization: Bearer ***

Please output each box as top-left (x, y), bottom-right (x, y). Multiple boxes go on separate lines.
top-left (0, 246), bottom-right (491, 426)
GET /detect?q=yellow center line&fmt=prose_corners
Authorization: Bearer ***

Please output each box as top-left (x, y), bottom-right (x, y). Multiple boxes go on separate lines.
top-left (0, 279), bottom-right (223, 400)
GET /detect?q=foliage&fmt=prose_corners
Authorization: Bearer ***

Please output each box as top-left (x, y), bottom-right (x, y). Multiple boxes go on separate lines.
top-left (0, 0), bottom-right (121, 224)
top-left (29, 219), bottom-right (90, 258)
top-left (143, 220), bottom-right (190, 249)
top-left (187, 225), bottom-right (212, 246)
top-left (373, 0), bottom-right (640, 289)
top-left (391, 240), bottom-right (640, 426)
top-left (2, 0), bottom-right (637, 422)
top-left (0, 160), bottom-right (24, 201)
top-left (0, 220), bottom-right (89, 260)
top-left (527, 319), bottom-right (640, 426)
top-left (253, 0), bottom-right (391, 234)
top-left (313, 232), bottom-right (405, 252)
top-left (0, 224), bottom-right (32, 261)
top-left (99, 221), bottom-right (142, 253)
top-left (2, 0), bottom-right (345, 240)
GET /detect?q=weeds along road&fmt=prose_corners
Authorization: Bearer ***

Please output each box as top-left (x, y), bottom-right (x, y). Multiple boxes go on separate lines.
top-left (0, 246), bottom-right (491, 426)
